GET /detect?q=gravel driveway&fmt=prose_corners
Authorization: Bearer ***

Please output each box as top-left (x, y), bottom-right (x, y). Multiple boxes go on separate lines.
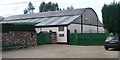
top-left (2, 44), bottom-right (119, 58)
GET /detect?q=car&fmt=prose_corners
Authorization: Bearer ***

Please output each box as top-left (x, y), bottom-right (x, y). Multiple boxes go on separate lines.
top-left (104, 35), bottom-right (120, 50)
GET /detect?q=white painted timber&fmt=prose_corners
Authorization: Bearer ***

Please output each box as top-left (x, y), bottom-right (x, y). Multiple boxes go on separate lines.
top-left (36, 26), bottom-right (67, 43)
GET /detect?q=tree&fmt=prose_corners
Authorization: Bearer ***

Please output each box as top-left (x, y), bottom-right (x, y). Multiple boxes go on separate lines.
top-left (70, 5), bottom-right (74, 9)
top-left (55, 3), bottom-right (59, 10)
top-left (102, 2), bottom-right (120, 34)
top-left (24, 8), bottom-right (28, 14)
top-left (67, 5), bottom-right (74, 10)
top-left (63, 8), bottom-right (65, 10)
top-left (24, 2), bottom-right (35, 14)
top-left (0, 16), bottom-right (4, 21)
top-left (39, 2), bottom-right (45, 12)
top-left (39, 2), bottom-right (60, 12)
top-left (67, 7), bottom-right (70, 10)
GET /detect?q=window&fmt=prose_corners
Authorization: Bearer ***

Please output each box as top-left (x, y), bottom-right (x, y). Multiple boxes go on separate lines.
top-left (106, 36), bottom-right (118, 40)
top-left (58, 26), bottom-right (64, 31)
top-left (59, 34), bottom-right (64, 37)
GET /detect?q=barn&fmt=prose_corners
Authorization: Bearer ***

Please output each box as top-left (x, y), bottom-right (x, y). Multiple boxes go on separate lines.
top-left (1, 8), bottom-right (105, 43)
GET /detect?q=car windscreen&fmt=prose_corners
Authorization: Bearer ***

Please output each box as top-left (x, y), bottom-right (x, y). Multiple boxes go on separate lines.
top-left (106, 36), bottom-right (119, 40)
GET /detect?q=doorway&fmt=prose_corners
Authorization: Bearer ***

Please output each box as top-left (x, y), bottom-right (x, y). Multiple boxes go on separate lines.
top-left (50, 31), bottom-right (57, 44)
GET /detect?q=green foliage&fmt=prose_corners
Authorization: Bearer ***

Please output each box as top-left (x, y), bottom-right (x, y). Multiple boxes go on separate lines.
top-left (27, 2), bottom-right (35, 11)
top-left (24, 8), bottom-right (28, 14)
top-left (102, 2), bottom-right (120, 33)
top-left (39, 2), bottom-right (59, 12)
top-left (1, 23), bottom-right (35, 32)
top-left (24, 2), bottom-right (35, 14)
top-left (3, 42), bottom-right (9, 47)
top-left (0, 16), bottom-right (4, 21)
top-left (67, 5), bottom-right (74, 10)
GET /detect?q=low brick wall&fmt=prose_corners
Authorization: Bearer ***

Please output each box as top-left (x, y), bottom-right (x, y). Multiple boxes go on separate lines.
top-left (2, 31), bottom-right (37, 49)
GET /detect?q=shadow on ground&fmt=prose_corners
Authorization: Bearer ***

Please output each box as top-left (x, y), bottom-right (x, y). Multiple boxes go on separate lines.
top-left (109, 48), bottom-right (120, 51)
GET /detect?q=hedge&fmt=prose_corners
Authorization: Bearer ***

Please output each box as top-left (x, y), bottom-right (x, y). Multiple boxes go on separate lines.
top-left (0, 23), bottom-right (35, 32)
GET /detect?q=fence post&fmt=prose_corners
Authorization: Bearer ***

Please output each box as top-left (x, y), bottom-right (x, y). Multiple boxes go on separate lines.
top-left (106, 30), bottom-right (109, 37)
top-left (74, 29), bottom-right (78, 45)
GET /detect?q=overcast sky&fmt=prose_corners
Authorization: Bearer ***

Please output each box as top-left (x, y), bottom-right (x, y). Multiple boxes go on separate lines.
top-left (0, 0), bottom-right (120, 22)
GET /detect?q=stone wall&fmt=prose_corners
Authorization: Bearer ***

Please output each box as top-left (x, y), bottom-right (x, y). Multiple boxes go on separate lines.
top-left (2, 31), bottom-right (37, 48)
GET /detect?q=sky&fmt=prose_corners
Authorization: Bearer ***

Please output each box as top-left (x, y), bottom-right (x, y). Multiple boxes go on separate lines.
top-left (0, 0), bottom-right (120, 22)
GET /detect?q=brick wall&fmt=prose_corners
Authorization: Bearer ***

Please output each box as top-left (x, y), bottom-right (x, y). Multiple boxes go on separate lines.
top-left (2, 31), bottom-right (37, 48)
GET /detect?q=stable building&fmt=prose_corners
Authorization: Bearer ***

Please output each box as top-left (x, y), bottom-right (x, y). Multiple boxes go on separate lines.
top-left (2, 8), bottom-right (105, 43)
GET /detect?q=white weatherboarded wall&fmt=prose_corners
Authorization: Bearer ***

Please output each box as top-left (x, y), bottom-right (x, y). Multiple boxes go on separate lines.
top-left (98, 27), bottom-right (105, 33)
top-left (35, 26), bottom-right (67, 43)
top-left (68, 8), bottom-right (105, 33)
top-left (68, 24), bottom-right (105, 33)
top-left (83, 25), bottom-right (97, 33)
top-left (68, 24), bottom-right (81, 33)
top-left (82, 8), bottom-right (97, 25)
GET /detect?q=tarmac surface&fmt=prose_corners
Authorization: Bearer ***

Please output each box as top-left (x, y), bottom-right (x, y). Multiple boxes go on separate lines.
top-left (2, 44), bottom-right (119, 58)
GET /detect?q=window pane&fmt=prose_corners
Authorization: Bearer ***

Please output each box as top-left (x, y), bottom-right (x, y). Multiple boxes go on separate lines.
top-left (106, 36), bottom-right (118, 40)
top-left (58, 26), bottom-right (64, 31)
top-left (59, 34), bottom-right (64, 37)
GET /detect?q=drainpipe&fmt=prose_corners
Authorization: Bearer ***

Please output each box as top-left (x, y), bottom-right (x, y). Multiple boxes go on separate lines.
top-left (97, 19), bottom-right (98, 33)
top-left (81, 15), bottom-right (83, 33)
top-left (67, 26), bottom-right (69, 44)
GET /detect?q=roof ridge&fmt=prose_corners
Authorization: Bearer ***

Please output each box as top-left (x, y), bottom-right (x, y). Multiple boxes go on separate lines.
top-left (4, 8), bottom-right (91, 20)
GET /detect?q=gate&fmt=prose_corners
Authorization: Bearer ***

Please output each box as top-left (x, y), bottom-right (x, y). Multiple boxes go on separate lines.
top-left (37, 31), bottom-right (57, 45)
top-left (37, 32), bottom-right (51, 45)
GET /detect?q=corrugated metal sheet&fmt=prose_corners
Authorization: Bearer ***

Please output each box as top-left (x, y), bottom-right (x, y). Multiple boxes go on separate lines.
top-left (35, 15), bottom-right (80, 26)
top-left (1, 8), bottom-right (103, 27)
top-left (1, 15), bottom-right (80, 27)
top-left (4, 8), bottom-right (86, 21)
top-left (1, 18), bottom-right (43, 23)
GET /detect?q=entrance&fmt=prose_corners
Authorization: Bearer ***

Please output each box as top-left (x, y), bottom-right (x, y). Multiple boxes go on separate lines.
top-left (50, 31), bottom-right (57, 44)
